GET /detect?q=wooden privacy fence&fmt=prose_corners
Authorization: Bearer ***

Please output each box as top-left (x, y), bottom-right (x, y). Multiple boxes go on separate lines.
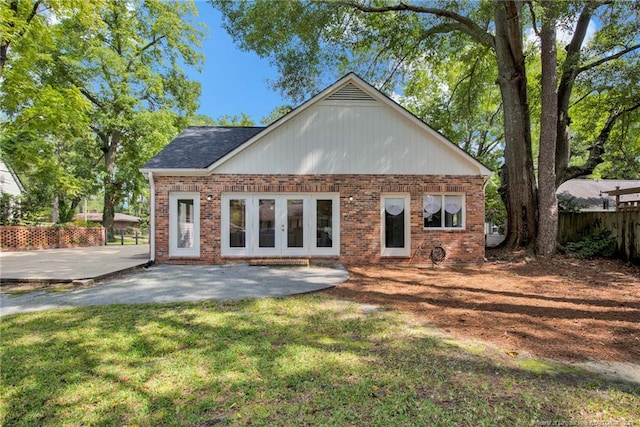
top-left (558, 211), bottom-right (640, 265)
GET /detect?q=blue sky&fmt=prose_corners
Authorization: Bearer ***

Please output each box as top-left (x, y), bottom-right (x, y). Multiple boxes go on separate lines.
top-left (188, 3), bottom-right (287, 124)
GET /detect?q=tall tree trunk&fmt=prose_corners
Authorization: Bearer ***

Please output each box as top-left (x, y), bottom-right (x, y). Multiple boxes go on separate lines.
top-left (51, 195), bottom-right (59, 223)
top-left (555, 3), bottom-right (594, 186)
top-left (536, 3), bottom-right (559, 256)
top-left (102, 131), bottom-right (120, 241)
top-left (494, 1), bottom-right (537, 248)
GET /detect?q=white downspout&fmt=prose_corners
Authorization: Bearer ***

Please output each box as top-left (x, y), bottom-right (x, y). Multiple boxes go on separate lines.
top-left (147, 171), bottom-right (156, 262)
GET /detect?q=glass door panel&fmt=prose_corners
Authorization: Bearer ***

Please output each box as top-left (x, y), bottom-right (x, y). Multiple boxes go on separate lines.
top-left (384, 198), bottom-right (405, 248)
top-left (177, 199), bottom-right (194, 249)
top-left (316, 199), bottom-right (333, 248)
top-left (287, 199), bottom-right (304, 248)
top-left (381, 194), bottom-right (410, 256)
top-left (258, 199), bottom-right (276, 248)
top-left (229, 199), bottom-right (246, 248)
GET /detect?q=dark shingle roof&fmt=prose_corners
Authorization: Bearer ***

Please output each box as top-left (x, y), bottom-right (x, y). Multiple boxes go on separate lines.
top-left (142, 126), bottom-right (265, 169)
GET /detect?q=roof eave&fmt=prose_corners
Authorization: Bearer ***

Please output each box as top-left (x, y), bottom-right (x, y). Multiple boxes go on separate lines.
top-left (139, 168), bottom-right (210, 176)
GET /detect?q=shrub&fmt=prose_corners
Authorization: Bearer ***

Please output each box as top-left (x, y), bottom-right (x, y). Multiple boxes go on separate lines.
top-left (71, 219), bottom-right (101, 227)
top-left (566, 229), bottom-right (615, 259)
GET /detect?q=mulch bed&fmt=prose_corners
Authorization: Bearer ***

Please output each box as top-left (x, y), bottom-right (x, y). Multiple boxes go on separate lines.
top-left (324, 252), bottom-right (640, 363)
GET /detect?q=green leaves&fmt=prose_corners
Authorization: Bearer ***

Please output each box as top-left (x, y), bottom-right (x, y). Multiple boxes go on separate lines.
top-left (1, 0), bottom-right (206, 225)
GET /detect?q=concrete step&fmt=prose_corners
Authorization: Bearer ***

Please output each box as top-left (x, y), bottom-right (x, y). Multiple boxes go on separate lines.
top-left (248, 258), bottom-right (310, 267)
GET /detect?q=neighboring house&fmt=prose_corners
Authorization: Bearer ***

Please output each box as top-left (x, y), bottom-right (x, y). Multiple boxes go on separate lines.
top-left (557, 179), bottom-right (640, 212)
top-left (74, 212), bottom-right (140, 231)
top-left (141, 73), bottom-right (492, 265)
top-left (0, 159), bottom-right (24, 197)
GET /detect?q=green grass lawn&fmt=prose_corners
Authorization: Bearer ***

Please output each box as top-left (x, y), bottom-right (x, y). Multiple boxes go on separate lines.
top-left (1, 296), bottom-right (638, 426)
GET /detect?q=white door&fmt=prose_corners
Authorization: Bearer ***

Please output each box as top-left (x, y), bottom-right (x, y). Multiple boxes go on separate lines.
top-left (254, 196), bottom-right (308, 256)
top-left (381, 194), bottom-right (410, 256)
top-left (169, 192), bottom-right (200, 257)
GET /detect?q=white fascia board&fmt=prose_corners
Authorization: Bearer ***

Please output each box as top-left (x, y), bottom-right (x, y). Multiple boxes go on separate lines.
top-left (139, 168), bottom-right (210, 176)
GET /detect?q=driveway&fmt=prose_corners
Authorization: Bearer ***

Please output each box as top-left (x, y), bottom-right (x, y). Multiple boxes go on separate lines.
top-left (0, 263), bottom-right (348, 316)
top-left (0, 245), bottom-right (149, 282)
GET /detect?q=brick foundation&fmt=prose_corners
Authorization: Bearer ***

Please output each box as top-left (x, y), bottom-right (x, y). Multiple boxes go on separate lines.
top-left (0, 226), bottom-right (105, 251)
top-left (153, 174), bottom-right (486, 266)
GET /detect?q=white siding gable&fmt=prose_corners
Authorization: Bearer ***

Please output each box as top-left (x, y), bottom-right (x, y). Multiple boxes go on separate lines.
top-left (0, 160), bottom-right (23, 196)
top-left (213, 76), bottom-right (490, 176)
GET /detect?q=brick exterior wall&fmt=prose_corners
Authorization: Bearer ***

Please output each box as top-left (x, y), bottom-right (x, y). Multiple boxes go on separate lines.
top-left (0, 226), bottom-right (105, 251)
top-left (153, 174), bottom-right (486, 265)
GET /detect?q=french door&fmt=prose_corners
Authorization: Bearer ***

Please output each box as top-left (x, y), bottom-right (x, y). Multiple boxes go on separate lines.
top-left (255, 196), bottom-right (307, 256)
top-left (221, 193), bottom-right (339, 257)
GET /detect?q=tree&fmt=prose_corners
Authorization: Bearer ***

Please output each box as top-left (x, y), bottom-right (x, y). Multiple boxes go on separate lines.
top-left (189, 113), bottom-right (256, 126)
top-left (261, 105), bottom-right (294, 125)
top-left (400, 43), bottom-right (503, 169)
top-left (535, 1), bottom-right (559, 256)
top-left (212, 0), bottom-right (640, 254)
top-left (2, 0), bottom-right (206, 235)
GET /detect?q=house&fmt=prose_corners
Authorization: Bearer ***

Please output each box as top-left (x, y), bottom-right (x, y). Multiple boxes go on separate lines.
top-left (556, 179), bottom-right (640, 212)
top-left (141, 73), bottom-right (492, 265)
top-left (0, 159), bottom-right (24, 197)
top-left (73, 212), bottom-right (140, 231)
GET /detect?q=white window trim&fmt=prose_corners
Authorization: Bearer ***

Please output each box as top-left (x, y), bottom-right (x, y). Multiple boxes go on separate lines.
top-left (310, 193), bottom-right (340, 256)
top-left (380, 193), bottom-right (411, 257)
top-left (423, 193), bottom-right (466, 230)
top-left (169, 192), bottom-right (200, 257)
top-left (221, 194), bottom-right (251, 256)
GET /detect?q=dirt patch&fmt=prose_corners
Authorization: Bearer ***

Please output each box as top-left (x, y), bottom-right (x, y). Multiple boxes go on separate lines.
top-left (324, 252), bottom-right (640, 363)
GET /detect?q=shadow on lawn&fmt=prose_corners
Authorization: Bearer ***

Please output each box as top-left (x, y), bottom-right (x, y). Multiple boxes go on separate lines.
top-left (350, 267), bottom-right (640, 310)
top-left (337, 268), bottom-right (640, 363)
top-left (1, 299), bottom-right (639, 426)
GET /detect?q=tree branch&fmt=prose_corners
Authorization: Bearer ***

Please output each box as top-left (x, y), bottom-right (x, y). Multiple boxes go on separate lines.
top-left (562, 101), bottom-right (640, 182)
top-left (126, 35), bottom-right (165, 72)
top-left (525, 0), bottom-right (539, 37)
top-left (337, 1), bottom-right (495, 48)
top-left (1, 0), bottom-right (41, 72)
top-left (555, 1), bottom-right (598, 182)
top-left (80, 88), bottom-right (103, 109)
top-left (577, 44), bottom-right (640, 74)
top-left (569, 89), bottom-right (596, 109)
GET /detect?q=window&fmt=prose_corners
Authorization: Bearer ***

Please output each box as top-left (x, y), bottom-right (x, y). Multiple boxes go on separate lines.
top-left (424, 194), bottom-right (464, 229)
